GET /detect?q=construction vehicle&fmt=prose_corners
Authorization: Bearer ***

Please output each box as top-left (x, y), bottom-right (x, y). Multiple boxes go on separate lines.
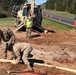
top-left (11, 0), bottom-right (48, 33)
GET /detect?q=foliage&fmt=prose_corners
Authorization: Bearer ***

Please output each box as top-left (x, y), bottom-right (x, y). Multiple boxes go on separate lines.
top-left (3, 0), bottom-right (27, 5)
top-left (45, 0), bottom-right (76, 15)
top-left (0, 0), bottom-right (27, 17)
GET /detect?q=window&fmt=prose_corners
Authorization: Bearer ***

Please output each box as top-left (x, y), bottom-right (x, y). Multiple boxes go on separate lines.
top-left (12, 5), bottom-right (20, 13)
top-left (22, 7), bottom-right (28, 16)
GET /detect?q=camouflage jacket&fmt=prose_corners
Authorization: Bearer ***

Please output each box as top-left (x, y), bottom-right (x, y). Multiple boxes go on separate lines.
top-left (0, 28), bottom-right (15, 45)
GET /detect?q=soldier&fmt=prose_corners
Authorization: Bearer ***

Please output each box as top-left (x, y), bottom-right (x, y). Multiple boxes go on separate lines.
top-left (0, 27), bottom-right (16, 59)
top-left (26, 18), bottom-right (32, 39)
top-left (13, 42), bottom-right (33, 71)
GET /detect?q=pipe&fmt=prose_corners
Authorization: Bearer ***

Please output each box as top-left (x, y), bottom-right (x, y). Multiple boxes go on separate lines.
top-left (34, 63), bottom-right (76, 73)
top-left (0, 59), bottom-right (76, 73)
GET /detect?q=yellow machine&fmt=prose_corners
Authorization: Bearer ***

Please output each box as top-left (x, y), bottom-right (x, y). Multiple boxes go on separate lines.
top-left (12, 0), bottom-right (48, 33)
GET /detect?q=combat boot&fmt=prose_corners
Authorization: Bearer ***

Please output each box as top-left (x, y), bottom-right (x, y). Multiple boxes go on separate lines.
top-left (23, 64), bottom-right (33, 72)
top-left (3, 52), bottom-right (7, 59)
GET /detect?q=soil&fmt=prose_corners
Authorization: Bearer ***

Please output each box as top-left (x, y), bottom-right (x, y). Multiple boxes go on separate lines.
top-left (0, 26), bottom-right (76, 75)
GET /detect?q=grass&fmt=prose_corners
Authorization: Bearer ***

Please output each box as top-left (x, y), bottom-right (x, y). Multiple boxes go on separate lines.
top-left (43, 10), bottom-right (75, 19)
top-left (0, 17), bottom-right (76, 32)
top-left (0, 17), bottom-right (15, 27)
top-left (42, 17), bottom-right (76, 32)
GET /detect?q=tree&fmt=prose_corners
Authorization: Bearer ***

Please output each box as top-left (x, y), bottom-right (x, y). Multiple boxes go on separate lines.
top-left (66, 0), bottom-right (69, 11)
top-left (2, 0), bottom-right (27, 16)
top-left (45, 0), bottom-right (76, 14)
top-left (3, 0), bottom-right (27, 6)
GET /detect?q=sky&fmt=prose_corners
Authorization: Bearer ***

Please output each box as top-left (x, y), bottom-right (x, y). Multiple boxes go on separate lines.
top-left (28, 0), bottom-right (47, 5)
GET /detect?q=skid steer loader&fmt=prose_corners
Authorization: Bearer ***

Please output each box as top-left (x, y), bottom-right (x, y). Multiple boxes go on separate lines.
top-left (11, 0), bottom-right (48, 33)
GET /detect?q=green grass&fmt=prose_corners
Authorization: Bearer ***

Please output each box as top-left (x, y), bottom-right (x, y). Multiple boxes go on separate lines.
top-left (43, 10), bottom-right (75, 19)
top-left (0, 17), bottom-right (76, 32)
top-left (0, 17), bottom-right (15, 27)
top-left (42, 17), bottom-right (76, 32)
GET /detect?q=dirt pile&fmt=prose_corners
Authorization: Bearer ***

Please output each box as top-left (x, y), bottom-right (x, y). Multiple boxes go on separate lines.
top-left (31, 48), bottom-right (76, 63)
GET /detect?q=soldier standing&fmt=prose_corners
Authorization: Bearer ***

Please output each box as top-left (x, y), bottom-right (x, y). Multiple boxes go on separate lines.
top-left (26, 18), bottom-right (32, 39)
top-left (0, 27), bottom-right (16, 59)
top-left (13, 42), bottom-right (33, 71)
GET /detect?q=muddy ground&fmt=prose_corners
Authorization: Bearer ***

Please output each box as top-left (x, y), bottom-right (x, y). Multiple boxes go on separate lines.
top-left (0, 26), bottom-right (76, 75)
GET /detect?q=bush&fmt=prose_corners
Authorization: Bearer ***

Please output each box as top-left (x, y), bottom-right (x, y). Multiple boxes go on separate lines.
top-left (3, 5), bottom-right (9, 11)
top-left (68, 7), bottom-right (76, 15)
top-left (0, 13), bottom-right (7, 18)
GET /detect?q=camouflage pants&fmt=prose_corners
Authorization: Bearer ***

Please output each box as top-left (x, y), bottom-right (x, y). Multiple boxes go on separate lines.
top-left (4, 48), bottom-right (16, 59)
top-left (22, 46), bottom-right (32, 64)
top-left (2, 42), bottom-right (16, 59)
top-left (14, 45), bottom-right (32, 64)
top-left (26, 28), bottom-right (31, 38)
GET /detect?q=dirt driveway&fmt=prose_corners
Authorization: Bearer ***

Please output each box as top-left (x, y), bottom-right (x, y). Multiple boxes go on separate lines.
top-left (0, 26), bottom-right (76, 75)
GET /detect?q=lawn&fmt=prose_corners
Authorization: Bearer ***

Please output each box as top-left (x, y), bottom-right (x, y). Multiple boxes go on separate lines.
top-left (0, 17), bottom-right (15, 27)
top-left (42, 17), bottom-right (76, 32)
top-left (0, 17), bottom-right (75, 32)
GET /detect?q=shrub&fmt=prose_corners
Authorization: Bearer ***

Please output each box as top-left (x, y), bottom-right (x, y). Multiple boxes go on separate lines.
top-left (0, 13), bottom-right (7, 18)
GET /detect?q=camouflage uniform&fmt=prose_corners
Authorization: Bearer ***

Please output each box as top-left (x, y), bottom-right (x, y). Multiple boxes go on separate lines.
top-left (26, 19), bottom-right (32, 39)
top-left (13, 42), bottom-right (33, 71)
top-left (13, 42), bottom-right (32, 64)
top-left (26, 28), bottom-right (31, 38)
top-left (0, 27), bottom-right (16, 59)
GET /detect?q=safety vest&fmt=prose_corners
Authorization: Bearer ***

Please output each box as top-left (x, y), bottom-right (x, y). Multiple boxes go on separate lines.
top-left (26, 20), bottom-right (32, 28)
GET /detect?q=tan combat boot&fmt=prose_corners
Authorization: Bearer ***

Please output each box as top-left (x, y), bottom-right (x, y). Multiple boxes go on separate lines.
top-left (24, 64), bottom-right (33, 72)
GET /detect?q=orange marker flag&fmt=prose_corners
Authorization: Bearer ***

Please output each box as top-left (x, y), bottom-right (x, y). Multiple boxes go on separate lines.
top-left (74, 20), bottom-right (76, 27)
